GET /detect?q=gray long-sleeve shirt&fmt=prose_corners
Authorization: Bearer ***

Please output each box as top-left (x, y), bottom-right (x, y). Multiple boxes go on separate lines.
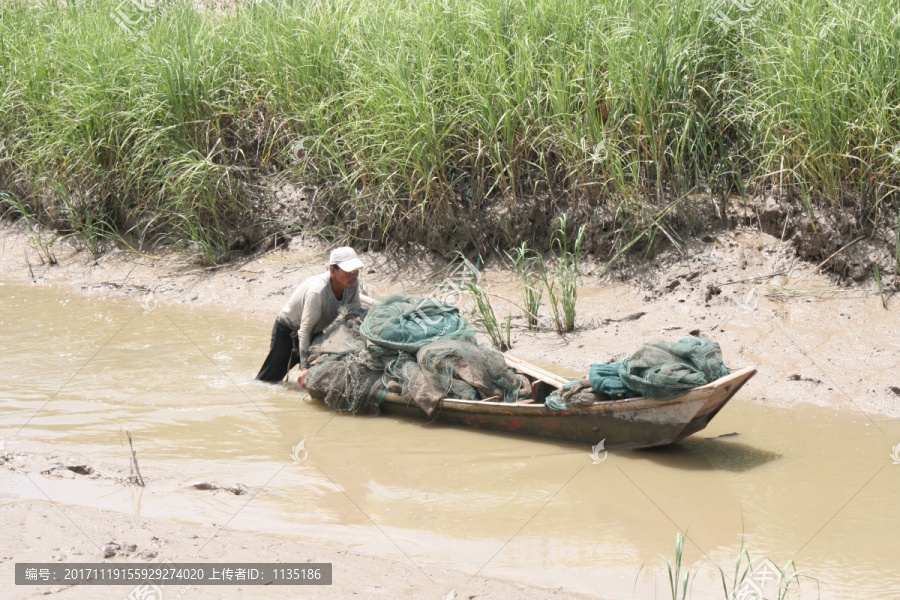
top-left (278, 271), bottom-right (360, 368)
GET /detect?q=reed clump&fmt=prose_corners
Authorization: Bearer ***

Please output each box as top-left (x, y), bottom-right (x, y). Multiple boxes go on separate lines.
top-left (508, 243), bottom-right (543, 329)
top-left (0, 0), bottom-right (898, 263)
top-left (466, 279), bottom-right (512, 351)
top-left (649, 533), bottom-right (812, 600)
top-left (535, 214), bottom-right (586, 333)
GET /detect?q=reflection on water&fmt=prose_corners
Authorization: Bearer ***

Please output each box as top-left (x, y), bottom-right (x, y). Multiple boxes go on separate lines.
top-left (1, 282), bottom-right (898, 599)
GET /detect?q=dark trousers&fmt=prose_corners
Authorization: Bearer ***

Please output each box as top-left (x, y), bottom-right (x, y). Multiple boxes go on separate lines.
top-left (256, 319), bottom-right (299, 382)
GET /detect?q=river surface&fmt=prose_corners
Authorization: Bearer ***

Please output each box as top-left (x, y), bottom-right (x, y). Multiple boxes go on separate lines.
top-left (2, 281), bottom-right (899, 599)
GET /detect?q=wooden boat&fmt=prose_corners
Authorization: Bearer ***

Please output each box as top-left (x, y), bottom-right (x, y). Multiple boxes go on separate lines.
top-left (309, 354), bottom-right (757, 450)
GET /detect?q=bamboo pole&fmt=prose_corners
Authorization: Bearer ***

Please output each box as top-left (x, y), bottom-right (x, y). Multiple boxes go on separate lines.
top-left (503, 353), bottom-right (569, 387)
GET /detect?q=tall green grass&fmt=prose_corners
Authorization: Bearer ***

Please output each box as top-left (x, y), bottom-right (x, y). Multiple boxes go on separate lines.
top-left (0, 0), bottom-right (898, 262)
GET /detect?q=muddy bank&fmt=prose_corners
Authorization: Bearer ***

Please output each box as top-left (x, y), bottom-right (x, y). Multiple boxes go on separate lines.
top-left (198, 187), bottom-right (900, 289)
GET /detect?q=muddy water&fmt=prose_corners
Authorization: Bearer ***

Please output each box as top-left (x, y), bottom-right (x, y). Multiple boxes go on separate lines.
top-left (2, 281), bottom-right (899, 599)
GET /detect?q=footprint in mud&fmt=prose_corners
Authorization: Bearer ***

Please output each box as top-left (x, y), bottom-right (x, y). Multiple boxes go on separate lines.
top-left (103, 542), bottom-right (138, 559)
top-left (4, 452), bottom-right (142, 485)
top-left (29, 457), bottom-right (142, 485)
top-left (189, 482), bottom-right (248, 496)
top-left (40, 463), bottom-right (97, 479)
top-left (788, 373), bottom-right (823, 384)
top-left (66, 465), bottom-right (93, 476)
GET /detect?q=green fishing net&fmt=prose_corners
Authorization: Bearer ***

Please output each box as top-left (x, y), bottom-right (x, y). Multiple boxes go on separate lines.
top-left (622, 337), bottom-right (730, 401)
top-left (306, 306), bottom-right (387, 414)
top-left (306, 351), bottom-right (391, 414)
top-left (358, 294), bottom-right (476, 353)
top-left (307, 305), bottom-right (368, 364)
top-left (305, 300), bottom-right (526, 415)
top-left (399, 340), bottom-right (529, 415)
top-left (546, 338), bottom-right (730, 409)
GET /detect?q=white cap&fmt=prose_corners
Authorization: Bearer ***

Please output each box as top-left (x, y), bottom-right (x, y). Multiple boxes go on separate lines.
top-left (328, 247), bottom-right (364, 272)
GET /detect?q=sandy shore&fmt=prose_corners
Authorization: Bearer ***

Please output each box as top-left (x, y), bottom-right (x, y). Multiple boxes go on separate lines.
top-left (2, 221), bottom-right (898, 599)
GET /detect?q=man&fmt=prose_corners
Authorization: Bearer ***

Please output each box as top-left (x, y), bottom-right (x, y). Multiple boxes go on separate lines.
top-left (256, 247), bottom-right (371, 386)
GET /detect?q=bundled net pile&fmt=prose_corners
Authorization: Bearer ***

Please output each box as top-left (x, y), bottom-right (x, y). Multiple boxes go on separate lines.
top-left (306, 351), bottom-right (393, 414)
top-left (399, 340), bottom-right (530, 415)
top-left (359, 294), bottom-right (476, 352)
top-left (308, 305), bottom-right (369, 362)
top-left (306, 305), bottom-right (387, 414)
top-left (621, 338), bottom-right (730, 400)
top-left (546, 338), bottom-right (730, 409)
top-left (306, 295), bottom-right (525, 415)
top-left (306, 298), bottom-right (730, 414)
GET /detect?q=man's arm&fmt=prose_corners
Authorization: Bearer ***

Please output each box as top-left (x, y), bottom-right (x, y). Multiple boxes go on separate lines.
top-left (295, 292), bottom-right (324, 370)
top-left (360, 293), bottom-right (377, 308)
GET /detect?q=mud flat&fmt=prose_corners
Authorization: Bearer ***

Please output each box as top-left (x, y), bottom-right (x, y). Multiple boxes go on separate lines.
top-left (1, 498), bottom-right (588, 600)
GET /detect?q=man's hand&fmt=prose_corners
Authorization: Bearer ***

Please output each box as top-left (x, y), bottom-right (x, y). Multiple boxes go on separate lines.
top-left (298, 369), bottom-right (309, 389)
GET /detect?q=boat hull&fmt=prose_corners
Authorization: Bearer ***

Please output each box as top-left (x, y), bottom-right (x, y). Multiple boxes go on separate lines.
top-left (307, 365), bottom-right (756, 449)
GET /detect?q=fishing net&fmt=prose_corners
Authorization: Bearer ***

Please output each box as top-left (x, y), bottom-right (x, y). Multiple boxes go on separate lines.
top-left (622, 337), bottom-right (730, 401)
top-left (399, 340), bottom-right (530, 416)
top-left (359, 294), bottom-right (476, 353)
top-left (307, 305), bottom-right (368, 364)
top-left (306, 305), bottom-right (390, 414)
top-left (588, 363), bottom-right (632, 399)
top-left (305, 299), bottom-right (527, 415)
top-left (546, 338), bottom-right (730, 409)
top-left (305, 351), bottom-right (391, 414)
top-left (545, 377), bottom-right (597, 410)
